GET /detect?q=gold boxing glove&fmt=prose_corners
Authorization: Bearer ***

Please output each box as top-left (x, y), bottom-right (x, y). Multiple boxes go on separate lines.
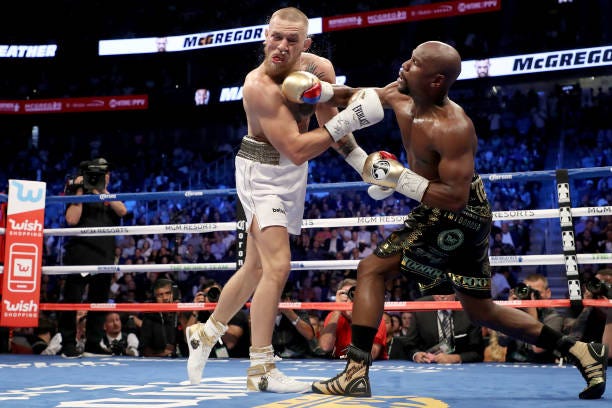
top-left (281, 71), bottom-right (333, 104)
top-left (362, 151), bottom-right (429, 202)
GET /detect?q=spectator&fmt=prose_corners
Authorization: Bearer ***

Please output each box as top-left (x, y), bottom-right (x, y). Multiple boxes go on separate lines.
top-left (193, 279), bottom-right (250, 358)
top-left (382, 312), bottom-right (394, 356)
top-left (491, 266), bottom-right (512, 300)
top-left (273, 282), bottom-right (316, 358)
top-left (42, 310), bottom-right (87, 356)
top-left (96, 312), bottom-right (139, 356)
top-left (30, 317), bottom-right (57, 355)
top-left (498, 274), bottom-right (565, 363)
top-left (390, 314), bottom-right (402, 337)
top-left (399, 312), bottom-right (415, 336)
top-left (322, 228), bottom-right (344, 259)
top-left (140, 279), bottom-right (179, 357)
top-left (318, 279), bottom-right (387, 360)
top-left (393, 294), bottom-right (485, 363)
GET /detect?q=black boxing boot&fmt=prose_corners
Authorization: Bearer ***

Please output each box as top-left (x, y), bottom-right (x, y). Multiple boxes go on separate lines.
top-left (557, 336), bottom-right (608, 399)
top-left (312, 345), bottom-right (372, 397)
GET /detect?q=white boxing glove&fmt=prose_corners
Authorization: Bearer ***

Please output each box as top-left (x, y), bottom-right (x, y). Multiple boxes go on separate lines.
top-left (363, 151), bottom-right (430, 202)
top-left (324, 88), bottom-right (384, 142)
top-left (281, 71), bottom-right (333, 104)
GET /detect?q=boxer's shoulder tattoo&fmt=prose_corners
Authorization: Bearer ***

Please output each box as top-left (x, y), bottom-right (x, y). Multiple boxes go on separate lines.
top-left (303, 62), bottom-right (327, 82)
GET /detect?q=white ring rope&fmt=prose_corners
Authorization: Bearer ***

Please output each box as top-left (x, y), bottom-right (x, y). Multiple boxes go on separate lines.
top-left (2, 204), bottom-right (609, 238)
top-left (0, 204), bottom-right (610, 275)
top-left (1, 253), bottom-right (610, 276)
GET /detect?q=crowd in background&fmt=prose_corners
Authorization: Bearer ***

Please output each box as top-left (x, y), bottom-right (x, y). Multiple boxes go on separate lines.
top-left (0, 1), bottom-right (610, 359)
top-left (3, 79), bottom-right (610, 358)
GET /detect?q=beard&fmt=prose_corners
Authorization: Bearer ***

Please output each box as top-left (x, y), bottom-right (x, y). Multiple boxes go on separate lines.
top-left (263, 49), bottom-right (294, 81)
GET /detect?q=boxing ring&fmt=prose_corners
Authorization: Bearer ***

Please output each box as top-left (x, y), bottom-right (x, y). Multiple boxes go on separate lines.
top-left (0, 166), bottom-right (611, 407)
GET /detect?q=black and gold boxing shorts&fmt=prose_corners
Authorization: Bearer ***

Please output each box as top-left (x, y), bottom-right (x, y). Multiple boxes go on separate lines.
top-left (375, 175), bottom-right (493, 299)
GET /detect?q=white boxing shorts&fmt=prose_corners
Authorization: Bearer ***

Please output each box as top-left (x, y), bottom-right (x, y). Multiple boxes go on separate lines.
top-left (235, 136), bottom-right (308, 236)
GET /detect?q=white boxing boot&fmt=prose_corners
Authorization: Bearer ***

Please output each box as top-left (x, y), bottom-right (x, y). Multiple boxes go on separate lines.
top-left (186, 315), bottom-right (227, 384)
top-left (246, 345), bottom-right (310, 393)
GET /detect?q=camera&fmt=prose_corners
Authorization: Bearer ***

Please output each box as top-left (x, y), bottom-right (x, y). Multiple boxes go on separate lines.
top-left (64, 177), bottom-right (84, 195)
top-left (64, 158), bottom-right (110, 195)
top-left (172, 284), bottom-right (181, 301)
top-left (586, 278), bottom-right (612, 299)
top-left (109, 338), bottom-right (127, 356)
top-left (205, 286), bottom-right (221, 302)
top-left (80, 158), bottom-right (109, 192)
top-left (347, 286), bottom-right (356, 301)
top-left (513, 283), bottom-right (541, 300)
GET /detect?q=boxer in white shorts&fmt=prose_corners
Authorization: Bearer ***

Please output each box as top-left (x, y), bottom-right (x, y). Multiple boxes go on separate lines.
top-left (185, 6), bottom-right (384, 393)
top-left (235, 136), bottom-right (307, 236)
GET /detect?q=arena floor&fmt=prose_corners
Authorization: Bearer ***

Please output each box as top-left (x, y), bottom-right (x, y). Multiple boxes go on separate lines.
top-left (0, 355), bottom-right (609, 407)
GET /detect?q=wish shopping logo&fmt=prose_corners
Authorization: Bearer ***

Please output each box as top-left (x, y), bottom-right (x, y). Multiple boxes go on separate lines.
top-left (9, 180), bottom-right (44, 203)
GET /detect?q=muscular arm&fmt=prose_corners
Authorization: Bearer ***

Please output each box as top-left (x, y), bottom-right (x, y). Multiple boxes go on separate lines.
top-left (65, 176), bottom-right (84, 226)
top-left (244, 72), bottom-right (336, 165)
top-left (421, 120), bottom-right (476, 212)
top-left (318, 311), bottom-right (340, 353)
top-left (309, 59), bottom-right (362, 160)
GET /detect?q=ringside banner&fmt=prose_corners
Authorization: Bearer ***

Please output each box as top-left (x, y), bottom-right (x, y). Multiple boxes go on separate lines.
top-left (1, 180), bottom-right (46, 327)
top-left (99, 19), bottom-right (322, 55)
top-left (0, 95), bottom-right (148, 115)
top-left (323, 0), bottom-right (500, 31)
top-left (98, 1), bottom-right (499, 56)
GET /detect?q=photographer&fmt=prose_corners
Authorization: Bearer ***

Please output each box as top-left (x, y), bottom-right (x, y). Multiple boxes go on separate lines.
top-left (272, 282), bottom-right (316, 358)
top-left (98, 312), bottom-right (139, 356)
top-left (498, 273), bottom-right (564, 363)
top-left (191, 279), bottom-right (250, 358)
top-left (569, 268), bottom-right (612, 363)
top-left (59, 158), bottom-right (127, 358)
top-left (318, 279), bottom-right (387, 360)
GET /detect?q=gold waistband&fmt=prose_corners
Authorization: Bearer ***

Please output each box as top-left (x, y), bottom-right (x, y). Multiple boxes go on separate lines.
top-left (237, 136), bottom-right (280, 165)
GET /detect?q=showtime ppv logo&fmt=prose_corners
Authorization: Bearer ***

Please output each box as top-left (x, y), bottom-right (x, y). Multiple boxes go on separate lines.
top-left (3, 299), bottom-right (39, 312)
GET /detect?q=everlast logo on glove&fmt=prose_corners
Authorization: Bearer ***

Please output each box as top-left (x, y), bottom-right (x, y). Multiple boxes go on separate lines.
top-left (322, 88), bottom-right (384, 142)
top-left (351, 104), bottom-right (371, 127)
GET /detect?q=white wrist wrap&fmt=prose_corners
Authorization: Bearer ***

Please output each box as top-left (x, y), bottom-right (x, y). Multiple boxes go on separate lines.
top-left (319, 81), bottom-right (333, 103)
top-left (396, 169), bottom-right (429, 202)
top-left (344, 147), bottom-right (368, 173)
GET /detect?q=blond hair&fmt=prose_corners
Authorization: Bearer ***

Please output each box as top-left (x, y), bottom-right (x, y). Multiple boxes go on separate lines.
top-left (337, 278), bottom-right (357, 291)
top-left (269, 7), bottom-right (309, 31)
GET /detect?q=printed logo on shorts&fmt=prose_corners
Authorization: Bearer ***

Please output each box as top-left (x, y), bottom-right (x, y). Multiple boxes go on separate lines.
top-left (437, 229), bottom-right (464, 251)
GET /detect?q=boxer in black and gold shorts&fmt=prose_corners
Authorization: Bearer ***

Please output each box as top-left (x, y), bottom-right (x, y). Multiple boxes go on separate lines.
top-left (375, 174), bottom-right (492, 299)
top-left (313, 40), bottom-right (606, 400)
